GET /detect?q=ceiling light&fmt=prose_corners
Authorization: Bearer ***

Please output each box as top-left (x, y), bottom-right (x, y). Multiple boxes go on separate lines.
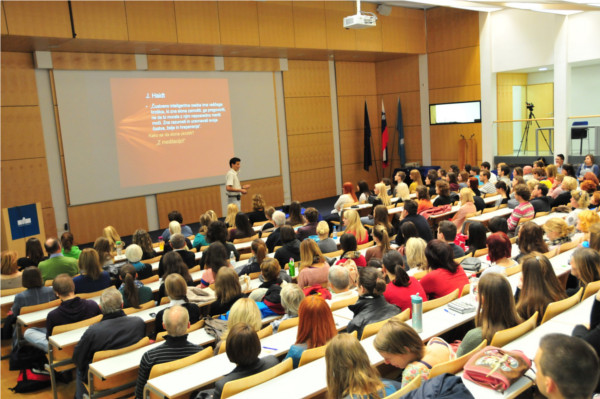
top-left (538, 67), bottom-right (548, 71)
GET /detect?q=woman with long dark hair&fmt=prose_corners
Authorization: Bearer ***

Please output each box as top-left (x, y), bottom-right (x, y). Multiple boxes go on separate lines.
top-left (335, 233), bottom-right (366, 267)
top-left (17, 237), bottom-right (47, 270)
top-left (381, 251), bottom-right (425, 312)
top-left (420, 240), bottom-right (468, 300)
top-left (118, 264), bottom-right (153, 309)
top-left (228, 212), bottom-right (255, 242)
top-left (514, 222), bottom-right (549, 263)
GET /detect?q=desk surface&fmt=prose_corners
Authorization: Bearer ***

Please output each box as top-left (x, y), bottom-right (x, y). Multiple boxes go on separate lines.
top-left (468, 207), bottom-right (512, 222)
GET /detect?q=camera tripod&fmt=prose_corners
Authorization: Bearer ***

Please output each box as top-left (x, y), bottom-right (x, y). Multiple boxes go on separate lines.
top-left (516, 104), bottom-right (552, 156)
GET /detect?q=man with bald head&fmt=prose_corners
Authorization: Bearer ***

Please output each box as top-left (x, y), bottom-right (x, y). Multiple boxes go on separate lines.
top-left (135, 305), bottom-right (203, 399)
top-left (38, 237), bottom-right (79, 281)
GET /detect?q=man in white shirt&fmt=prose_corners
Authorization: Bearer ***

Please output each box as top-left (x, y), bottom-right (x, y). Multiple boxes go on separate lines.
top-left (479, 170), bottom-right (497, 195)
top-left (225, 157), bottom-right (250, 209)
top-left (480, 162), bottom-right (497, 183)
top-left (555, 154), bottom-right (565, 174)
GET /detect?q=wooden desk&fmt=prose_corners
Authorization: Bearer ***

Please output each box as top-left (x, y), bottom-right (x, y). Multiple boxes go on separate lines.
top-left (530, 212), bottom-right (565, 226)
top-left (468, 208), bottom-right (512, 223)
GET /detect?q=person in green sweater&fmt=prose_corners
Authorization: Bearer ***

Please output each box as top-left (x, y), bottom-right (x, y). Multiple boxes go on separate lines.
top-left (39, 238), bottom-right (79, 281)
top-left (61, 232), bottom-right (82, 260)
top-left (456, 273), bottom-right (521, 356)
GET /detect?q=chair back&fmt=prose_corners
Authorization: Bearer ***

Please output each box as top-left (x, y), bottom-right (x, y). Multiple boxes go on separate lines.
top-left (233, 234), bottom-right (259, 244)
top-left (52, 314), bottom-right (102, 335)
top-left (239, 253), bottom-right (252, 261)
top-left (159, 297), bottom-right (170, 305)
top-left (535, 211), bottom-right (550, 218)
top-left (582, 280), bottom-right (600, 301)
top-left (139, 275), bottom-right (159, 285)
top-left (277, 317), bottom-right (299, 332)
top-left (329, 295), bottom-right (358, 311)
top-left (253, 220), bottom-right (269, 227)
top-left (506, 263), bottom-right (522, 277)
top-left (45, 279), bottom-right (53, 287)
top-left (460, 284), bottom-right (470, 298)
top-left (490, 312), bottom-right (538, 347)
top-left (155, 319), bottom-right (205, 342)
top-left (360, 308), bottom-right (410, 340)
top-left (482, 206), bottom-right (499, 214)
top-left (572, 121), bottom-right (589, 139)
top-left (383, 374), bottom-right (422, 399)
top-left (422, 289), bottom-right (459, 313)
top-left (541, 288), bottom-right (583, 324)
top-left (123, 300), bottom-right (155, 315)
top-left (543, 247), bottom-right (559, 259)
top-left (1, 286), bottom-right (26, 296)
top-left (76, 288), bottom-right (106, 299)
top-left (20, 299), bottom-right (61, 314)
top-left (298, 344), bottom-right (327, 367)
top-left (454, 254), bottom-right (471, 263)
top-left (429, 339), bottom-right (487, 379)
top-left (149, 347), bottom-right (213, 379)
top-left (221, 358), bottom-right (293, 399)
top-left (473, 248), bottom-right (488, 257)
top-left (517, 216), bottom-right (533, 226)
top-left (249, 271), bottom-right (261, 280)
top-left (257, 324), bottom-right (273, 339)
top-left (413, 270), bottom-right (428, 280)
top-left (92, 337), bottom-right (150, 363)
top-left (559, 240), bottom-right (579, 254)
top-left (324, 249), bottom-right (343, 258)
top-left (357, 241), bottom-right (375, 250)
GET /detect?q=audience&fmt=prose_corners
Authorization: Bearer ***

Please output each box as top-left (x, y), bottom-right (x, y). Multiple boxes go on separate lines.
top-left (102, 225), bottom-right (123, 251)
top-left (198, 242), bottom-right (229, 288)
top-left (11, 267), bottom-right (56, 317)
top-left (437, 221), bottom-right (465, 258)
top-left (297, 239), bottom-right (330, 289)
top-left (365, 225), bottom-right (392, 262)
top-left (420, 240), bottom-right (469, 300)
top-left (202, 221), bottom-right (240, 266)
top-left (1, 250), bottom-right (22, 289)
top-left (296, 207), bottom-right (319, 241)
top-left (236, 239), bottom-right (267, 276)
top-left (485, 232), bottom-right (518, 272)
top-left (94, 236), bottom-right (114, 268)
top-left (432, 180), bottom-right (453, 206)
top-left (61, 232), bottom-right (81, 260)
top-left (488, 216), bottom-right (509, 235)
top-left (507, 184), bottom-right (534, 232)
top-left (39, 237), bottom-right (79, 281)
top-left (316, 221), bottom-right (337, 254)
top-left (333, 182), bottom-right (357, 213)
top-left (211, 267), bottom-right (243, 316)
top-left (451, 188), bottom-right (476, 233)
top-left (17, 237), bottom-right (47, 270)
top-left (247, 194), bottom-right (268, 225)
top-left (530, 183), bottom-right (552, 213)
top-left (227, 212), bottom-right (255, 242)
top-left (552, 176), bottom-right (577, 207)
top-left (465, 221), bottom-right (487, 255)
top-left (408, 169), bottom-right (423, 193)
top-left (335, 233), bottom-right (367, 267)
top-left (342, 209), bottom-right (369, 245)
top-left (416, 185), bottom-right (433, 214)
top-left (566, 190), bottom-right (590, 226)
top-left (161, 210), bottom-right (193, 241)
top-left (224, 203), bottom-right (239, 229)
top-left (265, 211), bottom-right (286, 253)
top-left (193, 213), bottom-right (213, 250)
top-left (163, 221), bottom-right (193, 252)
top-left (394, 171), bottom-right (410, 200)
top-left (153, 274), bottom-right (201, 339)
top-left (405, 237), bottom-right (428, 272)
top-left (274, 226), bottom-right (301, 270)
top-left (271, 283), bottom-right (304, 333)
top-left (515, 222), bottom-right (549, 263)
top-left (253, 258), bottom-right (285, 315)
top-left (398, 200), bottom-right (433, 242)
top-left (73, 248), bottom-right (112, 294)
top-left (327, 265), bottom-right (358, 305)
top-left (479, 170), bottom-right (496, 195)
top-left (568, 248), bottom-right (600, 296)
top-left (125, 244), bottom-right (154, 280)
top-left (287, 201), bottom-right (304, 226)
top-left (543, 217), bottom-right (574, 249)
top-left (118, 264), bottom-right (153, 308)
top-left (132, 229), bottom-right (158, 260)
top-left (381, 251), bottom-right (425, 312)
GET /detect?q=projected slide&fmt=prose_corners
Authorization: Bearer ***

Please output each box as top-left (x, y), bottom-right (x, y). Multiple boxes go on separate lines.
top-left (110, 78), bottom-right (233, 187)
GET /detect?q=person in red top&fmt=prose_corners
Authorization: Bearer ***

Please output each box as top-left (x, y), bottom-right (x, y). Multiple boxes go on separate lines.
top-left (342, 210), bottom-right (370, 245)
top-left (335, 233), bottom-right (367, 267)
top-left (416, 186), bottom-right (433, 214)
top-left (381, 251), bottom-right (426, 313)
top-left (420, 240), bottom-right (469, 300)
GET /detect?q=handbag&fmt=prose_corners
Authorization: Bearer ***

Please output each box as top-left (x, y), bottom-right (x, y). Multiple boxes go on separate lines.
top-left (460, 257), bottom-right (483, 272)
top-left (462, 346), bottom-right (531, 393)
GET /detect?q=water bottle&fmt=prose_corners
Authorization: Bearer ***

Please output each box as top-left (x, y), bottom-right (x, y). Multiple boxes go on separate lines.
top-left (333, 226), bottom-right (338, 239)
top-left (158, 236), bottom-right (164, 251)
top-left (411, 294), bottom-right (423, 333)
top-left (116, 241), bottom-right (123, 256)
top-left (229, 251), bottom-right (236, 265)
top-left (289, 257), bottom-right (295, 278)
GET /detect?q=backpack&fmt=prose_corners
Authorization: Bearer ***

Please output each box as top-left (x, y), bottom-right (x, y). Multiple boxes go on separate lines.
top-left (10, 369), bottom-right (51, 393)
top-left (9, 345), bottom-right (48, 371)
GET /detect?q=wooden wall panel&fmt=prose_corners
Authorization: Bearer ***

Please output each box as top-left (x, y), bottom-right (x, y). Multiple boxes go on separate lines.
top-left (223, 57), bottom-right (280, 72)
top-left (428, 46), bottom-right (480, 90)
top-left (51, 52), bottom-right (136, 70)
top-left (336, 62), bottom-right (377, 96)
top-left (42, 208), bottom-right (58, 239)
top-left (403, 126), bottom-right (423, 163)
top-left (430, 123), bottom-right (482, 169)
top-left (156, 186), bottom-right (221, 227)
top-left (174, 1), bottom-right (221, 45)
top-left (429, 85), bottom-right (481, 104)
top-left (375, 56), bottom-right (420, 94)
top-left (283, 60), bottom-right (330, 98)
top-left (218, 1), bottom-right (260, 46)
top-left (426, 7), bottom-right (479, 53)
top-left (355, 2), bottom-right (383, 52)
top-left (287, 133), bottom-right (335, 172)
top-left (324, 1), bottom-right (356, 51)
top-left (1, 3), bottom-right (8, 35)
top-left (290, 168), bottom-right (336, 203)
top-left (1, 52), bottom-right (38, 107)
top-left (240, 176), bottom-right (285, 212)
top-left (379, 91), bottom-right (422, 128)
top-left (284, 97), bottom-right (332, 135)
top-left (497, 73), bottom-right (528, 156)
top-left (71, 1), bottom-right (128, 41)
top-left (340, 129), bottom-right (382, 166)
top-left (3, 1), bottom-right (72, 38)
top-left (292, 1), bottom-right (327, 50)
top-left (341, 162), bottom-right (380, 188)
top-left (381, 7), bottom-right (426, 54)
top-left (1, 159), bottom-right (53, 209)
top-left (67, 197), bottom-right (148, 245)
top-left (125, 1), bottom-right (177, 43)
top-left (337, 95), bottom-right (379, 132)
top-left (147, 55), bottom-right (215, 71)
top-left (1, 106), bottom-right (46, 160)
top-left (257, 1), bottom-right (294, 48)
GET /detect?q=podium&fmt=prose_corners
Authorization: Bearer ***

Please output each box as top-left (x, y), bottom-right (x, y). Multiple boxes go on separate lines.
top-left (1, 202), bottom-right (46, 255)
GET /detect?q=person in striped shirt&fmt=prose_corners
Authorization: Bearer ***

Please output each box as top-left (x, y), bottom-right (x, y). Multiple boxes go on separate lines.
top-left (135, 306), bottom-right (203, 399)
top-left (507, 184), bottom-right (535, 232)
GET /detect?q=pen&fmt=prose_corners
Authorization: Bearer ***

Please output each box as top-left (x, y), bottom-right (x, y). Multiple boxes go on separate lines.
top-left (262, 346), bottom-right (277, 351)
top-left (444, 308), bottom-right (457, 316)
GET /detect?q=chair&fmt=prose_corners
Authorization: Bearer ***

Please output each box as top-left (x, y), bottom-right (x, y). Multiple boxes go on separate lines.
top-left (490, 312), bottom-right (538, 347)
top-left (361, 308), bottom-right (410, 340)
top-left (221, 357), bottom-right (293, 398)
top-left (541, 287), bottom-right (584, 324)
top-left (582, 280), bottom-right (600, 301)
top-left (498, 203), bottom-right (508, 209)
top-left (428, 339), bottom-right (487, 379)
top-left (146, 255), bottom-right (162, 264)
top-left (571, 121), bottom-right (589, 155)
top-left (330, 295), bottom-right (359, 311)
top-left (148, 346), bottom-right (213, 379)
top-left (273, 246), bottom-right (282, 252)
top-left (239, 252), bottom-right (252, 261)
top-left (465, 212), bottom-right (478, 219)
top-left (510, 236), bottom-right (517, 244)
top-left (473, 248), bottom-right (488, 257)
top-left (139, 274), bottom-right (159, 285)
top-left (45, 279), bottom-right (53, 287)
top-left (324, 249), bottom-right (343, 258)
top-left (482, 206), bottom-right (499, 214)
top-left (422, 289), bottom-right (459, 313)
top-left (460, 284), bottom-right (470, 297)
top-left (505, 263), bottom-right (522, 277)
top-left (155, 319), bottom-right (205, 342)
top-left (357, 241), bottom-right (375, 250)
top-left (543, 247), bottom-right (559, 259)
top-left (277, 317), bottom-right (299, 332)
top-left (383, 374), bottom-right (422, 399)
top-left (454, 253), bottom-right (471, 263)
top-left (298, 344), bottom-right (327, 367)
top-left (413, 270), bottom-right (428, 280)
top-left (20, 298), bottom-right (61, 315)
top-left (233, 234), bottom-right (259, 244)
top-left (559, 240), bottom-right (580, 254)
top-left (1, 286), bottom-right (25, 296)
top-left (76, 288), bottom-right (107, 299)
top-left (219, 324), bottom-right (274, 355)
top-left (253, 220), bottom-right (269, 227)
top-left (159, 297), bottom-right (170, 305)
top-left (517, 216), bottom-right (534, 226)
top-left (123, 300), bottom-right (155, 315)
top-left (342, 202), bottom-right (358, 209)
top-left (535, 211), bottom-right (550, 218)
top-left (52, 314), bottom-right (102, 335)
top-left (249, 271), bottom-right (261, 280)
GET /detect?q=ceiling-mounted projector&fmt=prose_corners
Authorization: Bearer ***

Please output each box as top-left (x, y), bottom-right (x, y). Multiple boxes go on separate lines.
top-left (343, 0), bottom-right (377, 29)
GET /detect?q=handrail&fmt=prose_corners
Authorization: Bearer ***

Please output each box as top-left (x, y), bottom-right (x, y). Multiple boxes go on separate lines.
top-left (493, 118), bottom-right (554, 123)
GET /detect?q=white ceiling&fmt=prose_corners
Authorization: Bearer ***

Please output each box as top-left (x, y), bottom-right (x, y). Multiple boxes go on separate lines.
top-left (369, 0), bottom-right (600, 14)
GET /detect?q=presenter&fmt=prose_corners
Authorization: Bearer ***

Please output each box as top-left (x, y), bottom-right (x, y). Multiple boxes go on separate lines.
top-left (225, 157), bottom-right (250, 209)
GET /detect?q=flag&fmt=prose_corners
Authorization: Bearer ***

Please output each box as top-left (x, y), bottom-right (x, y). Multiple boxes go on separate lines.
top-left (381, 100), bottom-right (389, 169)
top-left (363, 101), bottom-right (372, 171)
top-left (396, 98), bottom-right (406, 166)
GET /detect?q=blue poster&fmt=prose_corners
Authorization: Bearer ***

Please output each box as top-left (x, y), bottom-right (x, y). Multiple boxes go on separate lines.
top-left (8, 204), bottom-right (40, 240)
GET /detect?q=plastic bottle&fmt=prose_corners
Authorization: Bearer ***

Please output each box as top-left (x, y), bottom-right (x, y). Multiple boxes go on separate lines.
top-left (289, 257), bottom-right (295, 278)
top-left (333, 225), bottom-right (338, 239)
top-left (229, 251), bottom-right (236, 264)
top-left (158, 236), bottom-right (164, 251)
top-left (116, 241), bottom-right (123, 256)
top-left (411, 294), bottom-right (423, 333)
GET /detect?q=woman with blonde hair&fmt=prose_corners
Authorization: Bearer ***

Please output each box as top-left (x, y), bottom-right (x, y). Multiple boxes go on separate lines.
top-left (374, 182), bottom-right (391, 207)
top-left (1, 251), bottom-right (22, 289)
top-left (405, 237), bottom-right (427, 272)
top-left (224, 203), bottom-right (239, 228)
top-left (546, 164), bottom-right (558, 184)
top-left (578, 210), bottom-right (600, 236)
top-left (298, 239), bottom-right (330, 289)
top-left (365, 225), bottom-right (391, 263)
top-left (132, 229), bottom-right (157, 260)
top-left (94, 236), bottom-right (113, 267)
top-left (394, 171), bottom-right (410, 200)
top-left (73, 248), bottom-right (111, 293)
top-left (451, 188), bottom-right (476, 233)
top-left (549, 173), bottom-right (565, 199)
top-left (315, 221), bottom-right (337, 254)
top-left (218, 297), bottom-right (263, 353)
top-left (543, 217), bottom-right (574, 248)
top-left (566, 190), bottom-right (591, 227)
top-left (568, 248), bottom-right (600, 296)
top-left (327, 334), bottom-right (396, 399)
top-left (343, 209), bottom-right (369, 245)
top-left (408, 169), bottom-right (423, 193)
top-left (210, 267), bottom-right (243, 316)
top-left (163, 221), bottom-right (193, 252)
top-left (102, 226), bottom-right (121, 250)
top-left (551, 176), bottom-right (578, 207)
top-left (247, 193), bottom-right (268, 225)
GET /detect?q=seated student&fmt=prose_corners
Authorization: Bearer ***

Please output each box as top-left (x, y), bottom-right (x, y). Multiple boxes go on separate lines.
top-left (481, 161), bottom-right (497, 183)
top-left (335, 233), bottom-right (367, 267)
top-left (274, 226), bottom-right (301, 271)
top-left (285, 295), bottom-right (337, 368)
top-left (447, 172), bottom-right (460, 192)
top-left (484, 232), bottom-right (518, 272)
top-left (543, 217), bottom-right (574, 249)
top-left (395, 221), bottom-right (419, 253)
top-left (416, 185), bottom-right (433, 214)
top-left (578, 210), bottom-right (600, 238)
top-left (549, 173), bottom-right (565, 199)
top-left (61, 232), bottom-right (81, 260)
top-left (326, 334), bottom-right (396, 398)
top-left (479, 170), bottom-right (497, 195)
top-left (227, 212), bottom-right (255, 242)
top-left (372, 205), bottom-right (395, 236)
top-left (551, 176), bottom-right (577, 208)
top-left (327, 265), bottom-right (358, 305)
top-left (287, 201), bottom-right (305, 226)
top-left (398, 200), bottom-right (433, 242)
top-left (451, 188), bottom-right (476, 234)
top-left (566, 190), bottom-right (590, 227)
top-left (39, 237), bottom-right (80, 281)
top-left (1, 251), bottom-right (21, 289)
top-left (457, 171), bottom-right (470, 190)
top-left (153, 274), bottom-right (201, 339)
top-left (420, 240), bottom-right (469, 300)
top-left (356, 180), bottom-right (371, 204)
top-left (365, 225), bottom-right (392, 263)
top-left (17, 237), bottom-right (47, 270)
top-left (236, 239), bottom-right (267, 276)
top-left (217, 298), bottom-right (262, 354)
top-left (163, 222), bottom-right (193, 253)
top-left (252, 258), bottom-right (285, 315)
top-left (265, 211), bottom-right (286, 253)
top-left (198, 242), bottom-right (229, 289)
top-left (465, 221), bottom-right (487, 256)
top-left (200, 221), bottom-right (240, 269)
top-left (346, 267), bottom-right (401, 339)
top-left (507, 184), bottom-right (535, 232)
top-left (532, 167), bottom-right (552, 190)
top-left (11, 267), bottom-right (56, 317)
top-left (342, 209), bottom-right (370, 245)
top-left (362, 182), bottom-right (392, 227)
top-left (488, 216), bottom-right (509, 235)
top-left (246, 194), bottom-right (268, 225)
top-left (73, 248), bottom-right (112, 294)
top-left (297, 239), bottom-right (330, 289)
top-left (271, 284), bottom-right (305, 333)
top-left (497, 163), bottom-right (512, 188)
top-left (118, 264), bottom-right (154, 309)
top-left (24, 273), bottom-right (101, 352)
top-left (296, 207), bottom-right (319, 241)
top-left (425, 170), bottom-right (438, 197)
top-left (212, 323), bottom-right (279, 399)
top-left (534, 334), bottom-right (599, 399)
top-left (408, 169), bottom-right (423, 193)
top-left (159, 235), bottom-right (197, 278)
top-left (192, 213), bottom-right (213, 251)
top-left (568, 248), bottom-right (600, 296)
top-left (437, 221), bottom-right (465, 258)
top-left (381, 251), bottom-right (425, 312)
top-left (261, 207), bottom-right (276, 232)
top-left (94, 236), bottom-right (115, 270)
top-left (405, 237), bottom-right (428, 272)
top-left (316, 221), bottom-right (337, 254)
top-left (125, 244), bottom-right (154, 281)
top-left (516, 253), bottom-right (566, 325)
top-left (135, 306), bottom-right (203, 399)
top-left (102, 225), bottom-right (124, 252)
top-left (495, 181), bottom-right (510, 207)
top-left (374, 319), bottom-right (454, 387)
top-left (530, 183), bottom-right (552, 213)
top-left (394, 171), bottom-right (411, 200)
top-left (456, 273), bottom-right (521, 356)
top-left (161, 210), bottom-right (194, 241)
top-left (210, 267), bottom-right (243, 316)
top-left (468, 176), bottom-right (481, 197)
top-left (132, 229), bottom-right (158, 261)
top-left (432, 180), bottom-right (453, 207)
top-left (514, 222), bottom-right (549, 263)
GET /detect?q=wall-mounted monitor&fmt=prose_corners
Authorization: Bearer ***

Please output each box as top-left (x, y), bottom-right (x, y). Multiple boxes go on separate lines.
top-left (429, 101), bottom-right (481, 125)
